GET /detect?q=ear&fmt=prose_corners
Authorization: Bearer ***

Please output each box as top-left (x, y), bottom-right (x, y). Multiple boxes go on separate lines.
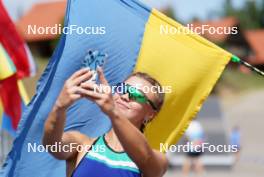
top-left (146, 111), bottom-right (156, 123)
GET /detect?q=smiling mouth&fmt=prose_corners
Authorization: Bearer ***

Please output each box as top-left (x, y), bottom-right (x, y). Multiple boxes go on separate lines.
top-left (116, 101), bottom-right (130, 109)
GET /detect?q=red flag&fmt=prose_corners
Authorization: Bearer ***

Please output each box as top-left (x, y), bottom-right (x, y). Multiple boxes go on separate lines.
top-left (0, 1), bottom-right (32, 135)
top-left (0, 0), bottom-right (36, 79)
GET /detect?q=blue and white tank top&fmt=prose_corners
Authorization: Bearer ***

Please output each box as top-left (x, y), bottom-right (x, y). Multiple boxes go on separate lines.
top-left (71, 135), bottom-right (141, 177)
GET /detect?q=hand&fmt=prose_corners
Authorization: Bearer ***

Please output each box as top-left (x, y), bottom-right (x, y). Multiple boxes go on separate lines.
top-left (79, 67), bottom-right (117, 116)
top-left (55, 68), bottom-right (93, 109)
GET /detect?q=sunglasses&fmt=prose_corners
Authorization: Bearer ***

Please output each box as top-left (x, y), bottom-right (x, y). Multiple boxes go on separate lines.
top-left (114, 83), bottom-right (157, 111)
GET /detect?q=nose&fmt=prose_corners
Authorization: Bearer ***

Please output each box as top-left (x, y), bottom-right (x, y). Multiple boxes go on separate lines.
top-left (120, 93), bottom-right (130, 102)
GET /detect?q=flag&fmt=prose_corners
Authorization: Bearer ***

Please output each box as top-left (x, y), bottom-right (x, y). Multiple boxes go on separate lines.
top-left (0, 43), bottom-right (29, 137)
top-left (2, 0), bottom-right (231, 176)
top-left (0, 0), bottom-right (36, 79)
top-left (0, 0), bottom-right (34, 137)
top-left (0, 78), bottom-right (29, 137)
top-left (0, 43), bottom-right (16, 80)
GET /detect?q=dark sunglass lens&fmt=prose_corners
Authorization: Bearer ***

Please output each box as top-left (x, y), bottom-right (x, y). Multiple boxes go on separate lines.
top-left (127, 89), bottom-right (147, 103)
top-left (128, 92), bottom-right (137, 101)
top-left (135, 95), bottom-right (147, 103)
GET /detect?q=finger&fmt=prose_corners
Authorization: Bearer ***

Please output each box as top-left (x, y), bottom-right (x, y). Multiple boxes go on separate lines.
top-left (71, 94), bottom-right (82, 100)
top-left (75, 87), bottom-right (103, 99)
top-left (72, 71), bottom-right (93, 86)
top-left (99, 84), bottom-right (112, 94)
top-left (69, 68), bottom-right (90, 80)
top-left (68, 86), bottom-right (82, 95)
top-left (81, 82), bottom-right (112, 95)
top-left (67, 87), bottom-right (82, 100)
top-left (80, 82), bottom-right (97, 91)
top-left (97, 67), bottom-right (109, 86)
top-left (80, 82), bottom-right (102, 93)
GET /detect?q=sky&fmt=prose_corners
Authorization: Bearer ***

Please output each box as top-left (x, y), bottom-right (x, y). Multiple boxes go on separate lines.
top-left (2, 0), bottom-right (259, 22)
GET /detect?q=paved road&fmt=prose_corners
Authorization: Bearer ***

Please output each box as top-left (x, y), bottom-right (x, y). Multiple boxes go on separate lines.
top-left (165, 90), bottom-right (264, 177)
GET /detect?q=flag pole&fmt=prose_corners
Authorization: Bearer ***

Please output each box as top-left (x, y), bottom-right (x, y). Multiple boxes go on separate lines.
top-left (231, 55), bottom-right (264, 77)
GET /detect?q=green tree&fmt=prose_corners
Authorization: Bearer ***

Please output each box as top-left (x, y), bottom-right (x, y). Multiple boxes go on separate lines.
top-left (163, 6), bottom-right (176, 20)
top-left (223, 0), bottom-right (235, 16)
top-left (260, 0), bottom-right (264, 27)
top-left (222, 0), bottom-right (263, 29)
top-left (244, 0), bottom-right (261, 28)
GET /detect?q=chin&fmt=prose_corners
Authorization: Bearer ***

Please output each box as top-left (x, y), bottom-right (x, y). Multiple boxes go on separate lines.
top-left (118, 109), bottom-right (134, 120)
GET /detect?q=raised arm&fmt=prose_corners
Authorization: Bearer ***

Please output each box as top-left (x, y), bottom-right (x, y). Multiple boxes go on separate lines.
top-left (79, 68), bottom-right (168, 177)
top-left (42, 68), bottom-right (93, 160)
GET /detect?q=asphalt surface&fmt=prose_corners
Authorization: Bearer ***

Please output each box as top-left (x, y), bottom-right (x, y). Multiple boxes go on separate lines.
top-left (164, 90), bottom-right (264, 177)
